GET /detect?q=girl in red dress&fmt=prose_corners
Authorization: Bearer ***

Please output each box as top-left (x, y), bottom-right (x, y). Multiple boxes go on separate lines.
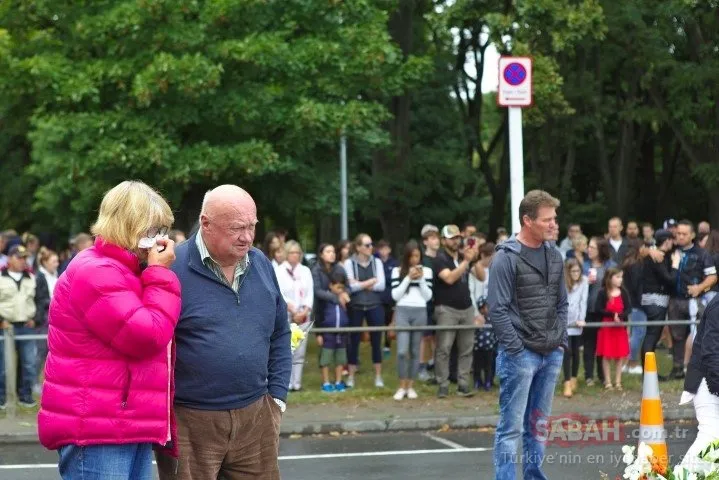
top-left (595, 267), bottom-right (632, 390)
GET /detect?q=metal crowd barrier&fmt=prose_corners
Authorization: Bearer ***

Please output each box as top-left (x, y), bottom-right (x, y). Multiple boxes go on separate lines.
top-left (0, 319), bottom-right (698, 418)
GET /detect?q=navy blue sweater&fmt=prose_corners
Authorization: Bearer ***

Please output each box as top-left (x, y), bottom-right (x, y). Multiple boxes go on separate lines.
top-left (172, 237), bottom-right (291, 410)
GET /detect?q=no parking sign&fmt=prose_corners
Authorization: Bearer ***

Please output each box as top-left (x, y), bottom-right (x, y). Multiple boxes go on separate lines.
top-left (498, 57), bottom-right (533, 107)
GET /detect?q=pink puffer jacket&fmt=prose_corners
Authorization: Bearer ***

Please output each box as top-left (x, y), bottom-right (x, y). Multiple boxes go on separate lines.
top-left (38, 237), bottom-right (182, 453)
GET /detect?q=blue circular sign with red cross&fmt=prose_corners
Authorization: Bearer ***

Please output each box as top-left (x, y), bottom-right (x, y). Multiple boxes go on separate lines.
top-left (503, 62), bottom-right (527, 86)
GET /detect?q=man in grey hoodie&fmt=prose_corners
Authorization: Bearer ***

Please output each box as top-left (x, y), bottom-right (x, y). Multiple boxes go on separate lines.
top-left (488, 190), bottom-right (568, 480)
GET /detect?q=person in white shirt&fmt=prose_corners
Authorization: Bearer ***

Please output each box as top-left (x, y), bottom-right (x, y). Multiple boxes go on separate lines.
top-left (275, 240), bottom-right (314, 391)
top-left (390, 241), bottom-right (432, 400)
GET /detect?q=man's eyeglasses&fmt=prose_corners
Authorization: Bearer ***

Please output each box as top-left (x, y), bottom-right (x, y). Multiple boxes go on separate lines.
top-left (363, 243), bottom-right (374, 248)
top-left (146, 226), bottom-right (169, 238)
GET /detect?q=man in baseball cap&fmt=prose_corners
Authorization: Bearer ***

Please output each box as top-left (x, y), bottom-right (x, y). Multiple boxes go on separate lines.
top-left (441, 224), bottom-right (461, 239)
top-left (432, 224), bottom-right (479, 399)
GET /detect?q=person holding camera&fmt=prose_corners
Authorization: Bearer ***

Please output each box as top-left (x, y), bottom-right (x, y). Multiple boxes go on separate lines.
top-left (432, 225), bottom-right (482, 398)
top-left (390, 241), bottom-right (433, 400)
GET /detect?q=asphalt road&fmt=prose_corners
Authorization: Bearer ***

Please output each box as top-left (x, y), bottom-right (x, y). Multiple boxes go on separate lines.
top-left (0, 423), bottom-right (698, 479)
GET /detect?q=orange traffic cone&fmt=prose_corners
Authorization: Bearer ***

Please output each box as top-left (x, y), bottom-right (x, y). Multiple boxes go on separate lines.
top-left (639, 352), bottom-right (668, 471)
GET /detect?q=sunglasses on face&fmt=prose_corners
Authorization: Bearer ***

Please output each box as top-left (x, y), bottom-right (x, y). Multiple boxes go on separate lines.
top-left (363, 243), bottom-right (373, 248)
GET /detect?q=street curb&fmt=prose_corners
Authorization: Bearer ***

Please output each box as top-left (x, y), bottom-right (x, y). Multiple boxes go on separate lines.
top-left (279, 407), bottom-right (695, 436)
top-left (1, 408), bottom-right (695, 444)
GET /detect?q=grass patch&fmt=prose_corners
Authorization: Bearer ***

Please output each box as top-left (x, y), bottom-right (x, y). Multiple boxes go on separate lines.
top-left (289, 338), bottom-right (686, 405)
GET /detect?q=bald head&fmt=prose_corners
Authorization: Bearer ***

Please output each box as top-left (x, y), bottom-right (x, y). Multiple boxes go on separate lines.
top-left (201, 185), bottom-right (256, 218)
top-left (200, 185), bottom-right (257, 266)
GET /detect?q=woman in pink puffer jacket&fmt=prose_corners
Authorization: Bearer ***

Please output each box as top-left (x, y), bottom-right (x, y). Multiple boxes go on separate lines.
top-left (38, 181), bottom-right (182, 480)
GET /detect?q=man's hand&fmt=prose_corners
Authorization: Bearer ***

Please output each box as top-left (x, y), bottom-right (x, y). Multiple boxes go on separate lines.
top-left (463, 247), bottom-right (479, 263)
top-left (292, 312), bottom-right (306, 324)
top-left (474, 314), bottom-right (486, 327)
top-left (687, 285), bottom-right (704, 298)
top-left (24, 320), bottom-right (36, 329)
top-left (576, 320), bottom-right (586, 327)
top-left (0, 320), bottom-right (9, 330)
top-left (316, 335), bottom-right (324, 347)
top-left (648, 249), bottom-right (665, 263)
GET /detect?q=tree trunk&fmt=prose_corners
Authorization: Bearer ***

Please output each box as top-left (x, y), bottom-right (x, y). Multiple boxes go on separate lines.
top-left (371, 0), bottom-right (418, 250)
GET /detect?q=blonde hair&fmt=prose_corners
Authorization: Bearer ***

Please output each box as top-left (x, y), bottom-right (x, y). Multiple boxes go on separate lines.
top-left (91, 181), bottom-right (174, 250)
top-left (572, 234), bottom-right (588, 249)
top-left (284, 240), bottom-right (303, 256)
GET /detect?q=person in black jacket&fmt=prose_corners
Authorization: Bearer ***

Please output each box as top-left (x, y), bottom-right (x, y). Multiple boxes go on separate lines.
top-left (33, 248), bottom-right (57, 395)
top-left (622, 239), bottom-right (645, 374)
top-left (679, 295), bottom-right (719, 472)
top-left (310, 244), bottom-right (349, 327)
top-left (640, 230), bottom-right (680, 369)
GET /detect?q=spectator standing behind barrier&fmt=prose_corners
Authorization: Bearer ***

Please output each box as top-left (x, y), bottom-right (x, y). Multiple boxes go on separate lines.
top-left (622, 239), bottom-right (647, 375)
top-left (33, 247), bottom-right (59, 396)
top-left (318, 271), bottom-right (351, 393)
top-left (376, 239), bottom-right (398, 358)
top-left (640, 230), bottom-right (680, 366)
top-left (159, 185), bottom-right (290, 480)
top-left (418, 224), bottom-right (440, 382)
top-left (311, 244), bottom-right (350, 324)
top-left (37, 181), bottom-right (181, 479)
top-left (562, 258), bottom-right (588, 398)
top-left (336, 240), bottom-right (351, 265)
top-left (21, 233), bottom-right (40, 272)
top-left (668, 220), bottom-right (717, 381)
top-left (275, 240), bottom-right (314, 392)
top-left (344, 234), bottom-right (386, 388)
top-left (488, 190), bottom-right (567, 480)
top-left (58, 233), bottom-right (93, 275)
top-left (433, 224), bottom-right (479, 399)
top-left (595, 268), bottom-right (632, 390)
top-left (608, 217), bottom-right (629, 265)
top-left (0, 244), bottom-right (44, 409)
top-left (391, 241), bottom-right (432, 401)
top-left (583, 236), bottom-right (615, 387)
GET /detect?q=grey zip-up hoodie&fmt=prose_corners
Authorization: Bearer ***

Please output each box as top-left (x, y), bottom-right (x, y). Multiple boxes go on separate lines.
top-left (487, 235), bottom-right (568, 354)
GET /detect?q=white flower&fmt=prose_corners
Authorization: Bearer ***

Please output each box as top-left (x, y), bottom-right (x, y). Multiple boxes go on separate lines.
top-left (623, 463), bottom-right (642, 480)
top-left (622, 445), bottom-right (636, 465)
top-left (637, 442), bottom-right (654, 460)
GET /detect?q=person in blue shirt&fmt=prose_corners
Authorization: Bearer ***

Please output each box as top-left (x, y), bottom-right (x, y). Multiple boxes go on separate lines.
top-left (157, 185), bottom-right (291, 480)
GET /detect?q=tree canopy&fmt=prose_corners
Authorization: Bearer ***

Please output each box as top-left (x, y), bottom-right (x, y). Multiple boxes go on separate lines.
top-left (1, 0), bottom-right (717, 248)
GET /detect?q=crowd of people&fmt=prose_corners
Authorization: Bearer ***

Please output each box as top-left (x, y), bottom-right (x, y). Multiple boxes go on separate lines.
top-left (256, 212), bottom-right (719, 403)
top-left (2, 212), bottom-right (717, 408)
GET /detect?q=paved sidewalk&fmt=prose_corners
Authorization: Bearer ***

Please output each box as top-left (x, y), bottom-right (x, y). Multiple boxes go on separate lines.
top-left (0, 390), bottom-right (695, 444)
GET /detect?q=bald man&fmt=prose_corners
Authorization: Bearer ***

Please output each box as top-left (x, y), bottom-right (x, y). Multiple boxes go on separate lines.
top-left (156, 185), bottom-right (291, 480)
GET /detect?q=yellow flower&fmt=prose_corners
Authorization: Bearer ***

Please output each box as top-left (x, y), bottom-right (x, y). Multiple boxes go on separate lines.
top-left (290, 323), bottom-right (306, 353)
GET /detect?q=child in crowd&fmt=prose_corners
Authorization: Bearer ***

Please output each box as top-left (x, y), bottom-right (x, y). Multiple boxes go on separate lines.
top-left (318, 270), bottom-right (350, 393)
top-left (473, 297), bottom-right (496, 390)
top-left (595, 267), bottom-right (632, 390)
top-left (563, 258), bottom-right (588, 398)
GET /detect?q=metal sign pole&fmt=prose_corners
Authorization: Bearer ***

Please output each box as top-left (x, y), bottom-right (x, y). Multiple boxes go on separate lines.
top-left (508, 107), bottom-right (525, 235)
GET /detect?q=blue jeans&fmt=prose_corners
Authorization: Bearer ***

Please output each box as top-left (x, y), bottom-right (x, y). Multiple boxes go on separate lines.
top-left (347, 305), bottom-right (385, 365)
top-left (0, 324), bottom-right (39, 403)
top-left (494, 347), bottom-right (563, 480)
top-left (629, 308), bottom-right (647, 362)
top-left (58, 443), bottom-right (153, 480)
